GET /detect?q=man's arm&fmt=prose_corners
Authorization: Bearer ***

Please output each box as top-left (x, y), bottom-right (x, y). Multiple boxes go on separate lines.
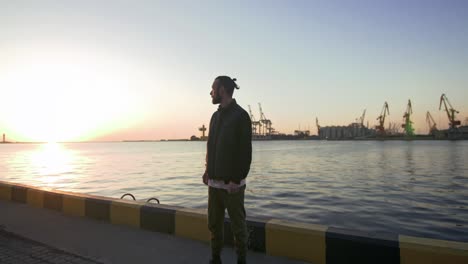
top-left (234, 112), bottom-right (252, 183)
top-left (203, 113), bottom-right (216, 185)
top-left (203, 152), bottom-right (208, 185)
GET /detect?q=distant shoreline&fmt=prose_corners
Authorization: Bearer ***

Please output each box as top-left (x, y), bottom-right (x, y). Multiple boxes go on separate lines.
top-left (1, 137), bottom-right (467, 145)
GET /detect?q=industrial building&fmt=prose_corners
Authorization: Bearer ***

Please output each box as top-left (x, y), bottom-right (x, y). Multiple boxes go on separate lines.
top-left (318, 123), bottom-right (375, 140)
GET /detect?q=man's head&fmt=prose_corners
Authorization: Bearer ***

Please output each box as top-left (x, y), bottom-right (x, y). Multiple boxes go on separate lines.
top-left (210, 76), bottom-right (239, 105)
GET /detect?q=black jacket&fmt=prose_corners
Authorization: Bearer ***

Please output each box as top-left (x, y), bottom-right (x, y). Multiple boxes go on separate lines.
top-left (206, 99), bottom-right (252, 184)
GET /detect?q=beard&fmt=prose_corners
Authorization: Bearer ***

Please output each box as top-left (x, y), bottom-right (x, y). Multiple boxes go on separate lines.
top-left (212, 94), bottom-right (221, 104)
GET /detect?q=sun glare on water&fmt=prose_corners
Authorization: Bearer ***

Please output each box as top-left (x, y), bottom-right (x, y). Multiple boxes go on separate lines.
top-left (30, 142), bottom-right (75, 186)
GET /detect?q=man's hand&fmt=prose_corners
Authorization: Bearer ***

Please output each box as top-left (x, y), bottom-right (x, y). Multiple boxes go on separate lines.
top-left (202, 171), bottom-right (208, 185)
top-left (227, 181), bottom-right (241, 193)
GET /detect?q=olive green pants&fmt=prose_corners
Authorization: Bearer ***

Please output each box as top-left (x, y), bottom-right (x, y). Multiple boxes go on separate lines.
top-left (208, 186), bottom-right (247, 259)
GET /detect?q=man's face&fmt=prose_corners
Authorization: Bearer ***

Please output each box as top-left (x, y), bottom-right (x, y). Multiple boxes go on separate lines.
top-left (210, 80), bottom-right (222, 104)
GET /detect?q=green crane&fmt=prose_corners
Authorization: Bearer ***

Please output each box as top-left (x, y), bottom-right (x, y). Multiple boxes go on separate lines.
top-left (402, 99), bottom-right (414, 136)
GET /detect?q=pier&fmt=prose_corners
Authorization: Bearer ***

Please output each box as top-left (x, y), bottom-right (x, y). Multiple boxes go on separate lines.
top-left (1, 180), bottom-right (467, 263)
top-left (0, 184), bottom-right (303, 264)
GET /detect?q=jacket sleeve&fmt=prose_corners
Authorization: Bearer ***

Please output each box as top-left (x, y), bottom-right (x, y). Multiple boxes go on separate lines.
top-left (206, 113), bottom-right (216, 173)
top-left (233, 111), bottom-right (252, 183)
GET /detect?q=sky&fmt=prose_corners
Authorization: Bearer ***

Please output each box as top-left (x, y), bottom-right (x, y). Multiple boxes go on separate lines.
top-left (0, 0), bottom-right (467, 142)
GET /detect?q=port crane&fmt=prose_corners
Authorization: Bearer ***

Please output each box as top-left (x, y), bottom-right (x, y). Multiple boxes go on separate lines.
top-left (439, 93), bottom-right (460, 129)
top-left (359, 109), bottom-right (366, 127)
top-left (426, 111), bottom-right (437, 135)
top-left (402, 99), bottom-right (414, 136)
top-left (248, 105), bottom-right (260, 136)
top-left (258, 103), bottom-right (273, 136)
top-left (316, 117), bottom-right (321, 136)
top-left (376, 102), bottom-right (390, 134)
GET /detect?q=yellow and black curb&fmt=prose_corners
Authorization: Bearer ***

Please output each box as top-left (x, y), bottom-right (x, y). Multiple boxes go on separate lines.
top-left (1, 180), bottom-right (467, 264)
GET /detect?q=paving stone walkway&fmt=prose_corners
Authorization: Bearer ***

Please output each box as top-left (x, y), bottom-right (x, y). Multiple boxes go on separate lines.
top-left (0, 228), bottom-right (102, 264)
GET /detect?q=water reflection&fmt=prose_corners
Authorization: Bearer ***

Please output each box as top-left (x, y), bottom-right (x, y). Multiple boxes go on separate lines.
top-left (448, 141), bottom-right (461, 175)
top-left (29, 143), bottom-right (75, 187)
top-left (1, 141), bottom-right (467, 242)
top-left (405, 143), bottom-right (415, 176)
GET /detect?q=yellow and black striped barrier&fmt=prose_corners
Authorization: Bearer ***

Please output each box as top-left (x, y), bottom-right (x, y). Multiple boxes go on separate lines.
top-left (1, 180), bottom-right (467, 263)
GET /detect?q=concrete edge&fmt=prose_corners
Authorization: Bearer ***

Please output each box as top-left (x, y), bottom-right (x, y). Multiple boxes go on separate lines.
top-left (1, 180), bottom-right (467, 264)
top-left (266, 219), bottom-right (327, 264)
top-left (399, 235), bottom-right (468, 264)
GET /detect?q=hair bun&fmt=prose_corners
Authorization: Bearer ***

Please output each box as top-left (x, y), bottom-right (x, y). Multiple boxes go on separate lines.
top-left (232, 78), bottom-right (239, 90)
top-left (232, 78), bottom-right (239, 89)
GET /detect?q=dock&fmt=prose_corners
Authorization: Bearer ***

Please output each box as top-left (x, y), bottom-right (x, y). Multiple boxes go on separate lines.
top-left (0, 199), bottom-right (304, 264)
top-left (1, 180), bottom-right (467, 264)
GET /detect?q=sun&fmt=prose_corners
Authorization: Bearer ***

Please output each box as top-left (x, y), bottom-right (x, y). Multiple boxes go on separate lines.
top-left (0, 48), bottom-right (145, 142)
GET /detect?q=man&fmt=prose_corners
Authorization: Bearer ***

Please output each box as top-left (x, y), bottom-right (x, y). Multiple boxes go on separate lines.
top-left (203, 76), bottom-right (252, 264)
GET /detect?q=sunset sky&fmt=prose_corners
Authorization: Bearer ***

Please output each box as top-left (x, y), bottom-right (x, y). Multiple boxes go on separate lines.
top-left (1, 1), bottom-right (467, 142)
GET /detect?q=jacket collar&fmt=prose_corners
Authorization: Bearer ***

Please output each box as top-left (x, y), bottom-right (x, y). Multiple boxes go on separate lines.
top-left (218, 99), bottom-right (237, 113)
